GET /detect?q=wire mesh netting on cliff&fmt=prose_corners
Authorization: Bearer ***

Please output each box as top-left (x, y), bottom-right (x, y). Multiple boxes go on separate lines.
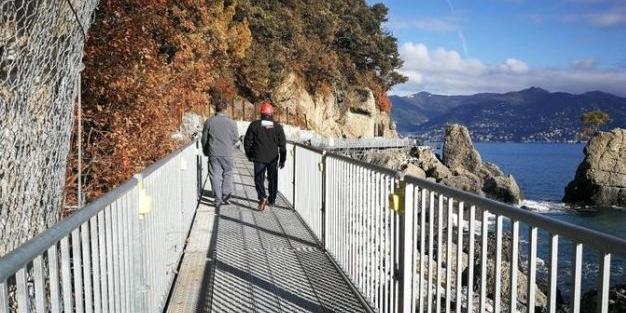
top-left (0, 0), bottom-right (98, 256)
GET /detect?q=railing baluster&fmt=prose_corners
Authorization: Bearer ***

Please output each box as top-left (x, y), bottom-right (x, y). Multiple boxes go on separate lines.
top-left (401, 182), bottom-right (415, 313)
top-left (467, 205), bottom-right (476, 313)
top-left (480, 209), bottom-right (489, 313)
top-left (456, 201), bottom-right (464, 313)
top-left (90, 217), bottom-right (102, 313)
top-left (34, 255), bottom-right (46, 313)
top-left (105, 207), bottom-right (115, 312)
top-left (548, 234), bottom-right (559, 313)
top-left (597, 252), bottom-right (611, 313)
top-left (494, 215), bottom-right (503, 313)
top-left (510, 220), bottom-right (519, 313)
top-left (16, 267), bottom-right (29, 313)
top-left (61, 236), bottom-right (73, 313)
top-left (427, 191), bottom-right (434, 313)
top-left (528, 226), bottom-right (538, 313)
top-left (377, 171), bottom-right (383, 312)
top-left (72, 229), bottom-right (85, 313)
top-left (436, 194), bottom-right (444, 313)
top-left (98, 211), bottom-right (109, 313)
top-left (445, 197), bottom-right (453, 313)
top-left (412, 187), bottom-right (421, 312)
top-left (81, 224), bottom-right (93, 313)
top-left (49, 244), bottom-right (61, 313)
top-left (570, 242), bottom-right (583, 313)
top-left (419, 188), bottom-right (427, 313)
top-left (0, 281), bottom-right (8, 313)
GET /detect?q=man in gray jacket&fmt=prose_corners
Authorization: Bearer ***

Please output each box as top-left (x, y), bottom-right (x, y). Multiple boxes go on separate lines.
top-left (201, 94), bottom-right (240, 207)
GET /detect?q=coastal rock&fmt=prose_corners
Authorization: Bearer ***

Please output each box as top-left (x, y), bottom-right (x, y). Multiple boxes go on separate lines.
top-left (361, 149), bottom-right (408, 170)
top-left (440, 124), bottom-right (523, 204)
top-left (480, 162), bottom-right (505, 179)
top-left (405, 163), bottom-right (427, 179)
top-left (415, 148), bottom-right (452, 180)
top-left (563, 128), bottom-right (626, 207)
top-left (483, 175), bottom-right (523, 204)
top-left (581, 284), bottom-right (626, 313)
top-left (442, 173), bottom-right (484, 195)
top-left (470, 233), bottom-right (549, 312)
top-left (443, 124), bottom-right (483, 172)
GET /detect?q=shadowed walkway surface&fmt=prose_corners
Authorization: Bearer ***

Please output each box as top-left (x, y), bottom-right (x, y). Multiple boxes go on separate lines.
top-left (166, 153), bottom-right (370, 313)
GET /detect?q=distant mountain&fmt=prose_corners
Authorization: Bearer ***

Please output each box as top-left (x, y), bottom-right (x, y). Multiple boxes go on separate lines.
top-left (390, 87), bottom-right (626, 142)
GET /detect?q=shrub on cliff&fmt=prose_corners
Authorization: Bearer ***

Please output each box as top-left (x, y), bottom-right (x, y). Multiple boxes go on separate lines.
top-left (65, 0), bottom-right (405, 205)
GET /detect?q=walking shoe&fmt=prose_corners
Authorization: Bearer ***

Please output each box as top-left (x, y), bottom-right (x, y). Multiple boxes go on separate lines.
top-left (258, 198), bottom-right (268, 211)
top-left (222, 195), bottom-right (232, 205)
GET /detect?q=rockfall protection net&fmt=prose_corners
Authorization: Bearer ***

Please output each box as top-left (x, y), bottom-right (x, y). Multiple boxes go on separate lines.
top-left (0, 0), bottom-right (98, 256)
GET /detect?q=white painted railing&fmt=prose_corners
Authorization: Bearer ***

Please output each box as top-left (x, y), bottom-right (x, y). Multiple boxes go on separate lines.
top-left (0, 140), bottom-right (207, 313)
top-left (280, 141), bottom-right (626, 313)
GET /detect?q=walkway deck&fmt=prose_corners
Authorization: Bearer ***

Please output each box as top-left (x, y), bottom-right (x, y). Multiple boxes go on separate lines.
top-left (166, 153), bottom-right (370, 313)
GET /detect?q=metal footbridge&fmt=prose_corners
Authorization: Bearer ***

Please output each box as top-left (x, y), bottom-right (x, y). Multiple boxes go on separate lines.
top-left (1, 139), bottom-right (626, 313)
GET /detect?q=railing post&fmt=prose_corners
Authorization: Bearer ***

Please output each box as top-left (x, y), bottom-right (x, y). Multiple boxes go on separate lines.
top-left (321, 150), bottom-right (327, 249)
top-left (132, 174), bottom-right (149, 313)
top-left (292, 145), bottom-right (297, 208)
top-left (394, 178), bottom-right (414, 313)
top-left (196, 139), bottom-right (203, 200)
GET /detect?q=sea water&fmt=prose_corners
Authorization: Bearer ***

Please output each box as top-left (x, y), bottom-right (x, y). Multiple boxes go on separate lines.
top-left (475, 143), bottom-right (626, 295)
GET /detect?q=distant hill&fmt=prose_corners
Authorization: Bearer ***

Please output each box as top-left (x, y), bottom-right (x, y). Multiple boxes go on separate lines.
top-left (390, 87), bottom-right (626, 142)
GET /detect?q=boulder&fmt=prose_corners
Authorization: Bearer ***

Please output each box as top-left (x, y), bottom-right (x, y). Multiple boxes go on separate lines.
top-left (443, 124), bottom-right (482, 172)
top-left (480, 162), bottom-right (505, 179)
top-left (415, 148), bottom-right (452, 180)
top-left (405, 163), bottom-right (427, 179)
top-left (563, 129), bottom-right (626, 207)
top-left (483, 175), bottom-right (523, 204)
top-left (441, 175), bottom-right (484, 195)
top-left (469, 232), bottom-right (550, 312)
top-left (581, 284), bottom-right (626, 313)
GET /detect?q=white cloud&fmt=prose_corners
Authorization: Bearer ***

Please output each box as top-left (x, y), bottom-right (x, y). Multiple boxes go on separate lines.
top-left (392, 42), bottom-right (626, 97)
top-left (500, 58), bottom-right (529, 73)
top-left (585, 6), bottom-right (626, 26)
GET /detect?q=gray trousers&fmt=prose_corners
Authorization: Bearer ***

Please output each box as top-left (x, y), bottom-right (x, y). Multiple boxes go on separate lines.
top-left (208, 156), bottom-right (234, 201)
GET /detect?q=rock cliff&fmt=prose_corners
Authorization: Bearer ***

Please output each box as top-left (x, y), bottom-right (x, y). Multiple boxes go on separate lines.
top-left (272, 73), bottom-right (397, 139)
top-left (563, 128), bottom-right (626, 207)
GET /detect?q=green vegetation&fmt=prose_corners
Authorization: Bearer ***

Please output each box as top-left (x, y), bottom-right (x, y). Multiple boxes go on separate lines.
top-left (580, 110), bottom-right (612, 140)
top-left (232, 0), bottom-right (407, 99)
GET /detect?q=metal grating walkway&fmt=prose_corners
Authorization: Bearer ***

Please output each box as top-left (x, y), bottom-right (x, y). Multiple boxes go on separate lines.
top-left (166, 153), bottom-right (370, 313)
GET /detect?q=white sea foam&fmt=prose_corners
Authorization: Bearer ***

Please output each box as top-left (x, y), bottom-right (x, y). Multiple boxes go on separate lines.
top-left (519, 199), bottom-right (569, 213)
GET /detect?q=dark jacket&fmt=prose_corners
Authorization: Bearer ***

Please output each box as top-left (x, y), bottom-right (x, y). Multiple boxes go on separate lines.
top-left (244, 119), bottom-right (287, 164)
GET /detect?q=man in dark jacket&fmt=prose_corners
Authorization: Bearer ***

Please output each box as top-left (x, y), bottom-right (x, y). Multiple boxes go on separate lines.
top-left (201, 94), bottom-right (240, 207)
top-left (244, 102), bottom-right (287, 210)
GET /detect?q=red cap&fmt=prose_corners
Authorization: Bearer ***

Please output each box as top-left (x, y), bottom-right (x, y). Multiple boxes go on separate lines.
top-left (260, 102), bottom-right (274, 115)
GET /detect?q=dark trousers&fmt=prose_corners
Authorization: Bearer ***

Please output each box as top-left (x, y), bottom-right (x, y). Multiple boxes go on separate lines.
top-left (254, 160), bottom-right (278, 203)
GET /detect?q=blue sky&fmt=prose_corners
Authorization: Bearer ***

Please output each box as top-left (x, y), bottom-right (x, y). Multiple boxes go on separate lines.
top-left (369, 0), bottom-right (626, 96)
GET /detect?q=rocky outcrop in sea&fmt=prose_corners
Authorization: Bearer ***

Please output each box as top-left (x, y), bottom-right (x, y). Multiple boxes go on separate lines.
top-left (357, 124), bottom-right (523, 204)
top-left (563, 128), bottom-right (626, 207)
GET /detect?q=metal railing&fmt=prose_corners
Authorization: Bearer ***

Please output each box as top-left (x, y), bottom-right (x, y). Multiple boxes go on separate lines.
top-left (0, 140), bottom-right (207, 313)
top-left (279, 141), bottom-right (626, 313)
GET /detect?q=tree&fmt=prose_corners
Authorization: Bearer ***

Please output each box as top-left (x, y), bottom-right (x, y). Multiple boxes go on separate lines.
top-left (579, 110), bottom-right (611, 140)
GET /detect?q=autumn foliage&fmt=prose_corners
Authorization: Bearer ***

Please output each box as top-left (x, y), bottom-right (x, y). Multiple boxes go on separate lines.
top-left (64, 0), bottom-right (404, 206)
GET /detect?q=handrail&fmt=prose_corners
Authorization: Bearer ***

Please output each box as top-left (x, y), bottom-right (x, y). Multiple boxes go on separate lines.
top-left (291, 141), bottom-right (626, 260)
top-left (0, 140), bottom-right (198, 282)
top-left (403, 174), bottom-right (626, 260)
top-left (0, 139), bottom-right (205, 313)
top-left (284, 140), bottom-right (626, 313)
top-left (0, 179), bottom-right (137, 282)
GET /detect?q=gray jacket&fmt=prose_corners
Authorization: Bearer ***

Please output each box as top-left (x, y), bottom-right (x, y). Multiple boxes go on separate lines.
top-left (201, 113), bottom-right (239, 157)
